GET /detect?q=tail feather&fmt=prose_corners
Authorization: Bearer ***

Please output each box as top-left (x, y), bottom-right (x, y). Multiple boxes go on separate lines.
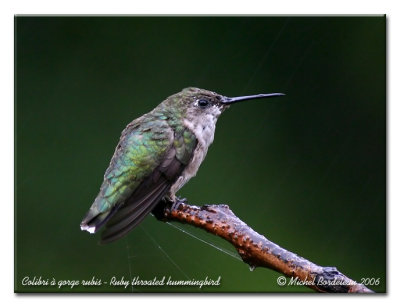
top-left (80, 204), bottom-right (120, 234)
top-left (100, 183), bottom-right (170, 243)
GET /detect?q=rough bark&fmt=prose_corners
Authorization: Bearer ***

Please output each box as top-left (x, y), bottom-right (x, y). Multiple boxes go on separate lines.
top-left (153, 201), bottom-right (374, 293)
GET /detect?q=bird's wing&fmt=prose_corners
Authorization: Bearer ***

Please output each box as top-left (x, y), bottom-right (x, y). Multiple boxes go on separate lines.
top-left (80, 116), bottom-right (197, 244)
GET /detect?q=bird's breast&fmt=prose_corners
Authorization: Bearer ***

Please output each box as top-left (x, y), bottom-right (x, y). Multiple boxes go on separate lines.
top-left (169, 116), bottom-right (217, 196)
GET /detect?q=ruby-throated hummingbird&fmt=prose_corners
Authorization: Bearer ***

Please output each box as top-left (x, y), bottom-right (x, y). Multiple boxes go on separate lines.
top-left (80, 87), bottom-right (284, 243)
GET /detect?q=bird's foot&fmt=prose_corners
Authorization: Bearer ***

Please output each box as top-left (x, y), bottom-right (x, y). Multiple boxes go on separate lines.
top-left (171, 196), bottom-right (187, 211)
top-left (151, 196), bottom-right (188, 220)
top-left (176, 196), bottom-right (187, 203)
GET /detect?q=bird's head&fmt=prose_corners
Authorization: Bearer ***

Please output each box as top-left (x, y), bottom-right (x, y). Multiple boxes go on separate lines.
top-left (164, 87), bottom-right (284, 124)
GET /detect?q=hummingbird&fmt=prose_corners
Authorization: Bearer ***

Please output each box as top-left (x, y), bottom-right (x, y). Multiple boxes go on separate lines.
top-left (80, 87), bottom-right (284, 244)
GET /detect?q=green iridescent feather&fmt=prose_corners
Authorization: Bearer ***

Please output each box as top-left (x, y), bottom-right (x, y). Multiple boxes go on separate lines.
top-left (81, 108), bottom-right (197, 232)
top-left (95, 117), bottom-right (172, 214)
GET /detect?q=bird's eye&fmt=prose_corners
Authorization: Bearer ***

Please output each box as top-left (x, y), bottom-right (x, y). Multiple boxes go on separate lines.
top-left (197, 99), bottom-right (210, 108)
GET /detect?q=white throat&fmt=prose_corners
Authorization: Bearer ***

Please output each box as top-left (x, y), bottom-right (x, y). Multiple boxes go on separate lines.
top-left (169, 108), bottom-right (220, 197)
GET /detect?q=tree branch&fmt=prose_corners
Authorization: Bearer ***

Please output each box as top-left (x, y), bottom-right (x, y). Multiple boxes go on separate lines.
top-left (154, 201), bottom-right (373, 293)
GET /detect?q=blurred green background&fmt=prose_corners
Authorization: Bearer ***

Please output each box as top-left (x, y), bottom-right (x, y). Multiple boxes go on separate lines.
top-left (15, 16), bottom-right (386, 293)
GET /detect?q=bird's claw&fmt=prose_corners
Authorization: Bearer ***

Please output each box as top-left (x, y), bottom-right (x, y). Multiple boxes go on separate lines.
top-left (171, 196), bottom-right (187, 211)
top-left (176, 196), bottom-right (187, 203)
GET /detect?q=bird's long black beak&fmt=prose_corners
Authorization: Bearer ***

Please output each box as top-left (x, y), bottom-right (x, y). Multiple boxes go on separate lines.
top-left (220, 93), bottom-right (285, 105)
